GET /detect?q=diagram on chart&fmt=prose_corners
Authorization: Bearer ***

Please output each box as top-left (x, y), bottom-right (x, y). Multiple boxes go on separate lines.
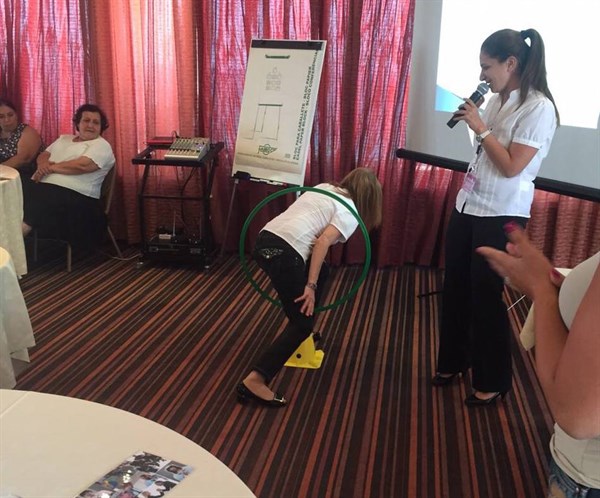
top-left (245, 67), bottom-right (283, 144)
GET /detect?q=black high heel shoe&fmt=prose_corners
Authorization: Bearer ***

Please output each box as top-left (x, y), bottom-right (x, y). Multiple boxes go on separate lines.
top-left (464, 391), bottom-right (508, 407)
top-left (236, 382), bottom-right (287, 408)
top-left (431, 371), bottom-right (463, 387)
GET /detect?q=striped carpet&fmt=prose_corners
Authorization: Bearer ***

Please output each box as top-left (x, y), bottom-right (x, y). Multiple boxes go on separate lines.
top-left (15, 248), bottom-right (553, 498)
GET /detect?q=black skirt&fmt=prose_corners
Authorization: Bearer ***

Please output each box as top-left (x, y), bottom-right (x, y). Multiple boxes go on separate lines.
top-left (22, 180), bottom-right (107, 250)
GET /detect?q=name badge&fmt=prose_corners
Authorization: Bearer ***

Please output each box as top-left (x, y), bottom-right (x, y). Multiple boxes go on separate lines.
top-left (463, 171), bottom-right (477, 193)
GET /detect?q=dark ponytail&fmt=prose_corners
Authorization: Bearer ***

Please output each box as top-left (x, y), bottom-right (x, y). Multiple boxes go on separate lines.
top-left (482, 28), bottom-right (559, 124)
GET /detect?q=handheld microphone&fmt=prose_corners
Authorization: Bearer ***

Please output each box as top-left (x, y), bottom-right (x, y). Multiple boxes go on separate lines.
top-left (446, 82), bottom-right (489, 128)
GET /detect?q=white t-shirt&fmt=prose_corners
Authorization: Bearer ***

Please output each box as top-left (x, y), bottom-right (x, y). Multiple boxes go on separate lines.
top-left (42, 134), bottom-right (115, 199)
top-left (456, 89), bottom-right (557, 217)
top-left (550, 251), bottom-right (600, 489)
top-left (262, 183), bottom-right (358, 262)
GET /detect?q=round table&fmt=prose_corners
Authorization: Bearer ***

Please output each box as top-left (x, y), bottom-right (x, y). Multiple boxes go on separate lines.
top-left (0, 165), bottom-right (27, 276)
top-left (0, 390), bottom-right (256, 498)
top-left (0, 248), bottom-right (35, 389)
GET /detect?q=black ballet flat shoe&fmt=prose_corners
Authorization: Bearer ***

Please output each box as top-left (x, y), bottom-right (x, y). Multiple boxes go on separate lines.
top-left (464, 391), bottom-right (508, 407)
top-left (236, 383), bottom-right (287, 408)
top-left (431, 371), bottom-right (463, 387)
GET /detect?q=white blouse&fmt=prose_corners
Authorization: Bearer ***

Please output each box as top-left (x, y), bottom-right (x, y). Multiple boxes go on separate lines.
top-left (456, 89), bottom-right (557, 218)
top-left (263, 184), bottom-right (358, 262)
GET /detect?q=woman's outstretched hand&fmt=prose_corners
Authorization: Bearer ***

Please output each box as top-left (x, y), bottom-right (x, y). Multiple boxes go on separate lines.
top-left (295, 287), bottom-right (316, 316)
top-left (476, 222), bottom-right (558, 299)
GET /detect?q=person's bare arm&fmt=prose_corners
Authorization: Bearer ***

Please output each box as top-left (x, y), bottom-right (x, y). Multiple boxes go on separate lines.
top-left (479, 137), bottom-right (538, 178)
top-left (2, 126), bottom-right (42, 169)
top-left (295, 224), bottom-right (343, 316)
top-left (32, 155), bottom-right (98, 182)
top-left (536, 263), bottom-right (600, 439)
top-left (45, 156), bottom-right (99, 175)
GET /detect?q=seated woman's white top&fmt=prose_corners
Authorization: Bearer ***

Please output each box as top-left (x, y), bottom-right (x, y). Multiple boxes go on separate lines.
top-left (41, 135), bottom-right (115, 199)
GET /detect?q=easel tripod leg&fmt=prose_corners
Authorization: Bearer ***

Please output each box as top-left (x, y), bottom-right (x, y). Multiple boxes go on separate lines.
top-left (220, 178), bottom-right (239, 260)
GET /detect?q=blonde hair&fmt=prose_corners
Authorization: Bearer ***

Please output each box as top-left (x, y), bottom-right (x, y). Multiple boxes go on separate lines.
top-left (336, 167), bottom-right (383, 231)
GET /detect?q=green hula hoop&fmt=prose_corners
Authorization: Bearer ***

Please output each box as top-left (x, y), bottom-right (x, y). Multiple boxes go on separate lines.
top-left (239, 185), bottom-right (371, 312)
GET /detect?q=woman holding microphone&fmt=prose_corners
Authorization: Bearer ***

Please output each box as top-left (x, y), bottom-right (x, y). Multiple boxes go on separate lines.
top-left (432, 28), bottom-right (560, 406)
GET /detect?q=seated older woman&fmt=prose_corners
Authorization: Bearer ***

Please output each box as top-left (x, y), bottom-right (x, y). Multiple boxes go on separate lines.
top-left (22, 103), bottom-right (116, 250)
top-left (0, 98), bottom-right (44, 175)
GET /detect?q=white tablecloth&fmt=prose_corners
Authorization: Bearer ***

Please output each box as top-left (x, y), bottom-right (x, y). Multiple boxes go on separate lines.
top-left (0, 165), bottom-right (27, 276)
top-left (0, 248), bottom-right (35, 389)
top-left (0, 390), bottom-right (256, 498)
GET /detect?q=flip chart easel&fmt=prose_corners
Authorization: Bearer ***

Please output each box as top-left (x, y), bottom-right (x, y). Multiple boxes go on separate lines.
top-left (221, 39), bottom-right (326, 258)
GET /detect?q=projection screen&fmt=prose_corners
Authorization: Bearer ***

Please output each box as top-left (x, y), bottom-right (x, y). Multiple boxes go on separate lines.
top-left (404, 0), bottom-right (600, 200)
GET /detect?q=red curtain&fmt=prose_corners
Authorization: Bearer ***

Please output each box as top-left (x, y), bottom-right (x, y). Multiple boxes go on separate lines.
top-left (0, 0), bottom-right (88, 144)
top-left (82, 0), bottom-right (200, 241)
top-left (1, 0), bottom-right (598, 269)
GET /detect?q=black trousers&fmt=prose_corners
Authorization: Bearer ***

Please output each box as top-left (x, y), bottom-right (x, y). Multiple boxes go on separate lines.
top-left (22, 180), bottom-right (106, 250)
top-left (436, 209), bottom-right (526, 393)
top-left (251, 230), bottom-right (329, 383)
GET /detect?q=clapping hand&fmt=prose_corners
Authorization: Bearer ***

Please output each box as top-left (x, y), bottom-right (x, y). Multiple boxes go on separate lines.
top-left (476, 222), bottom-right (563, 298)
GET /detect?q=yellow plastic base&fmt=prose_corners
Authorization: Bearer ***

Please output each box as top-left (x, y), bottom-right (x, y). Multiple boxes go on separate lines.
top-left (285, 334), bottom-right (325, 369)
